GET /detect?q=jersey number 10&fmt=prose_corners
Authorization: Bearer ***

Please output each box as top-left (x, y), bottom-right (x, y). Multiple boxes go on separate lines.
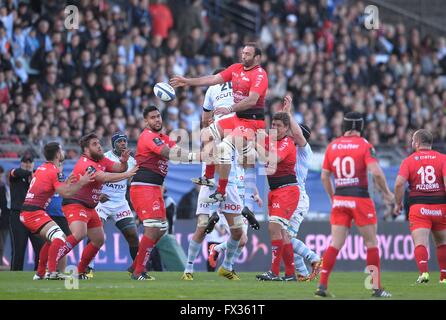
top-left (333, 156), bottom-right (355, 178)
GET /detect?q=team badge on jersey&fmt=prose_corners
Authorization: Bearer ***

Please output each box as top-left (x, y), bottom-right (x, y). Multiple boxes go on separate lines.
top-left (57, 172), bottom-right (65, 182)
top-left (370, 147), bottom-right (377, 158)
top-left (153, 137), bottom-right (164, 146)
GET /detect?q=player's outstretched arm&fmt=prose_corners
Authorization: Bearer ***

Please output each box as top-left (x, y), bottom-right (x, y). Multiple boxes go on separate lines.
top-left (159, 145), bottom-right (200, 163)
top-left (170, 74), bottom-right (224, 88)
top-left (393, 175), bottom-right (407, 215)
top-left (95, 166), bottom-right (138, 184)
top-left (321, 169), bottom-right (334, 203)
top-left (282, 95), bottom-right (307, 147)
top-left (56, 171), bottom-right (95, 198)
top-left (110, 149), bottom-right (131, 172)
top-left (368, 162), bottom-right (394, 203)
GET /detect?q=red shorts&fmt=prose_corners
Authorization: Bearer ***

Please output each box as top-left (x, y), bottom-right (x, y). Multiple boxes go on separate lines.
top-left (268, 185), bottom-right (300, 221)
top-left (130, 185), bottom-right (165, 221)
top-left (409, 204), bottom-right (446, 232)
top-left (330, 196), bottom-right (377, 228)
top-left (20, 210), bottom-right (53, 234)
top-left (217, 114), bottom-right (265, 140)
top-left (62, 204), bottom-right (103, 229)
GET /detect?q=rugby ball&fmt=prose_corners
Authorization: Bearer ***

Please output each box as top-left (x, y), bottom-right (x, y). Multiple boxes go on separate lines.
top-left (153, 82), bottom-right (176, 102)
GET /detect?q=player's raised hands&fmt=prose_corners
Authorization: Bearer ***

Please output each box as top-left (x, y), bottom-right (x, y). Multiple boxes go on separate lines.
top-left (126, 165), bottom-right (139, 178)
top-left (282, 95), bottom-right (293, 114)
top-left (78, 171), bottom-right (96, 186)
top-left (383, 191), bottom-right (395, 205)
top-left (119, 148), bottom-right (131, 163)
top-left (393, 202), bottom-right (403, 216)
top-left (170, 75), bottom-right (188, 88)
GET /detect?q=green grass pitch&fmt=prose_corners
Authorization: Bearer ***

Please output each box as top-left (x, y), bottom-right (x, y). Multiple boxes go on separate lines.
top-left (0, 271), bottom-right (444, 300)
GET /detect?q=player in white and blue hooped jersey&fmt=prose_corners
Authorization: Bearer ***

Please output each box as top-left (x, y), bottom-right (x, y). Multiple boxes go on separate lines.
top-left (283, 99), bottom-right (322, 282)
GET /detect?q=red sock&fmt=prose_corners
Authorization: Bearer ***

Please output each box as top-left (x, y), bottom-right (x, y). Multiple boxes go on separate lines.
top-left (366, 247), bottom-right (381, 289)
top-left (37, 242), bottom-right (50, 277)
top-left (217, 179), bottom-right (228, 194)
top-left (57, 235), bottom-right (80, 261)
top-left (319, 246), bottom-right (339, 289)
top-left (134, 235), bottom-right (156, 275)
top-left (436, 244), bottom-right (446, 281)
top-left (282, 243), bottom-right (295, 276)
top-left (414, 245), bottom-right (429, 274)
top-left (48, 238), bottom-right (66, 273)
top-left (271, 239), bottom-right (284, 275)
top-left (204, 164), bottom-right (215, 179)
top-left (78, 242), bottom-right (101, 273)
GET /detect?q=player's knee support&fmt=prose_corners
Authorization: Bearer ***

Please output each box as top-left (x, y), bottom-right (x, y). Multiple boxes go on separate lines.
top-left (143, 219), bottom-right (168, 231)
top-left (269, 216), bottom-right (290, 230)
top-left (217, 138), bottom-right (235, 164)
top-left (46, 225), bottom-right (65, 242)
top-left (229, 215), bottom-right (244, 229)
top-left (197, 214), bottom-right (209, 228)
top-left (116, 217), bottom-right (137, 233)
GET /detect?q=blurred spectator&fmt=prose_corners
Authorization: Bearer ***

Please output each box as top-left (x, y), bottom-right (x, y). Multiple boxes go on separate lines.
top-left (0, 165), bottom-right (9, 268)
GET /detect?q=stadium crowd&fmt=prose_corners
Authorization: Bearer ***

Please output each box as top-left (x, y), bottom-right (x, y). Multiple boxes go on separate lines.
top-left (0, 0), bottom-right (446, 159)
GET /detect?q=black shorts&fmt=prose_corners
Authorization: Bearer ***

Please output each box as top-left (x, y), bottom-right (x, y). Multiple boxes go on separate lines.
top-left (51, 216), bottom-right (71, 236)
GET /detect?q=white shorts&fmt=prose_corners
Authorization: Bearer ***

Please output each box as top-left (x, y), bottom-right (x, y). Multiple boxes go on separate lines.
top-left (96, 201), bottom-right (134, 223)
top-left (196, 184), bottom-right (242, 215)
top-left (288, 191), bottom-right (309, 237)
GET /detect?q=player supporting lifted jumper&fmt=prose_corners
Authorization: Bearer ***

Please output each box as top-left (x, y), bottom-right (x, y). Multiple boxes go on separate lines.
top-left (170, 44), bottom-right (267, 231)
top-left (316, 112), bottom-right (394, 298)
top-left (394, 129), bottom-right (446, 284)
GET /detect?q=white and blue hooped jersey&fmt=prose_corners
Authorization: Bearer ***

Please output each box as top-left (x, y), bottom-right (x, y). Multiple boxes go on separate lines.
top-left (100, 150), bottom-right (137, 207)
top-left (295, 143), bottom-right (313, 194)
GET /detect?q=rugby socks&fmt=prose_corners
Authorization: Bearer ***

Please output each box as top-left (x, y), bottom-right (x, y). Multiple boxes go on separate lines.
top-left (130, 245), bottom-right (139, 261)
top-left (37, 242), bottom-right (50, 277)
top-left (232, 246), bottom-right (244, 265)
top-left (271, 239), bottom-right (284, 275)
top-left (214, 242), bottom-right (226, 253)
top-left (294, 255), bottom-right (309, 276)
top-left (244, 167), bottom-right (257, 211)
top-left (57, 235), bottom-right (80, 261)
top-left (319, 246), bottom-right (339, 288)
top-left (366, 247), bottom-right (381, 289)
top-left (292, 238), bottom-right (320, 263)
top-left (221, 237), bottom-right (240, 271)
top-left (78, 242), bottom-right (101, 274)
top-left (436, 244), bottom-right (446, 281)
top-left (217, 178), bottom-right (228, 195)
top-left (134, 235), bottom-right (156, 275)
top-left (414, 245), bottom-right (429, 274)
top-left (204, 164), bottom-right (215, 179)
top-left (48, 238), bottom-right (66, 273)
top-left (185, 239), bottom-right (201, 273)
top-left (282, 243), bottom-right (295, 276)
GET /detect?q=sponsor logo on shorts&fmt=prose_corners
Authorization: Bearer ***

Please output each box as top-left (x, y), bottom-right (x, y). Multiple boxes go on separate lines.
top-left (153, 201), bottom-right (160, 211)
top-left (333, 199), bottom-right (356, 208)
top-left (224, 204), bottom-right (241, 211)
top-left (367, 213), bottom-right (374, 218)
top-left (79, 210), bottom-right (87, 218)
top-left (420, 208), bottom-right (442, 216)
top-left (272, 203), bottom-right (280, 209)
top-left (115, 210), bottom-right (132, 219)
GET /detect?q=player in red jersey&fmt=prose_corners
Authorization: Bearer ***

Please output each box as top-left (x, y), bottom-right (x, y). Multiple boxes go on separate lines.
top-left (394, 129), bottom-right (446, 284)
top-left (253, 111), bottom-right (298, 281)
top-left (170, 43), bottom-right (268, 214)
top-left (61, 133), bottom-right (138, 279)
top-left (20, 142), bottom-right (94, 280)
top-left (316, 112), bottom-right (394, 298)
top-left (129, 106), bottom-right (200, 280)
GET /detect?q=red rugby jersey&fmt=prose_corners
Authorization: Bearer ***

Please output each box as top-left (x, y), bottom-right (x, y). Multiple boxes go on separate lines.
top-left (22, 162), bottom-right (63, 211)
top-left (398, 149), bottom-right (446, 201)
top-left (219, 63), bottom-right (268, 110)
top-left (63, 155), bottom-right (115, 208)
top-left (322, 136), bottom-right (377, 196)
top-left (265, 135), bottom-right (297, 189)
